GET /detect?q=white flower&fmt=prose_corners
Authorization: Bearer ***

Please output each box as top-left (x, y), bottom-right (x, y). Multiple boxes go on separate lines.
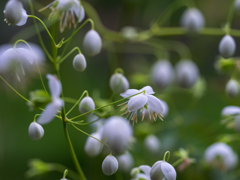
top-left (73, 54), bottom-right (87, 72)
top-left (102, 155), bottom-right (119, 175)
top-left (84, 132), bottom-right (103, 157)
top-left (43, 0), bottom-right (85, 32)
top-left (117, 152), bottom-right (134, 173)
top-left (219, 35), bottom-right (236, 59)
top-left (226, 79), bottom-right (239, 98)
top-left (144, 135), bottom-right (160, 154)
top-left (150, 161), bottom-right (177, 180)
top-left (221, 106), bottom-right (240, 116)
top-left (204, 142), bottom-right (238, 171)
top-left (83, 30), bottom-right (102, 56)
top-left (135, 165), bottom-right (151, 180)
top-left (4, 0), bottom-right (28, 26)
top-left (28, 122), bottom-right (44, 140)
top-left (102, 116), bottom-right (133, 154)
top-left (120, 86), bottom-right (164, 124)
top-left (87, 115), bottom-right (104, 130)
top-left (180, 8), bottom-right (205, 33)
top-left (37, 74), bottom-right (64, 125)
top-left (152, 60), bottom-right (174, 89)
top-left (175, 60), bottom-right (199, 89)
top-left (79, 96), bottom-right (95, 115)
top-left (109, 73), bottom-right (129, 94)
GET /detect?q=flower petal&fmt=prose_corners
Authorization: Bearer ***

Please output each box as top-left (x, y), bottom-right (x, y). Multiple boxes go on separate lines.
top-left (139, 165), bottom-right (151, 177)
top-left (136, 173), bottom-right (151, 180)
top-left (47, 74), bottom-right (62, 98)
top-left (128, 94), bottom-right (148, 112)
top-left (120, 89), bottom-right (140, 98)
top-left (16, 9), bottom-right (28, 26)
top-left (161, 162), bottom-right (177, 180)
top-left (147, 95), bottom-right (164, 114)
top-left (140, 86), bottom-right (155, 95)
top-left (221, 106), bottom-right (240, 116)
top-left (37, 99), bottom-right (63, 125)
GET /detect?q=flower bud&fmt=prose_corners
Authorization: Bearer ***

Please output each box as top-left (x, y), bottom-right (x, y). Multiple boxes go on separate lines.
top-left (73, 54), bottom-right (87, 72)
top-left (175, 60), bottom-right (199, 88)
top-left (102, 116), bottom-right (133, 154)
top-left (4, 0), bottom-right (28, 26)
top-left (79, 96), bottom-right (95, 115)
top-left (121, 26), bottom-right (138, 40)
top-left (102, 155), bottom-right (118, 175)
top-left (130, 167), bottom-right (140, 178)
top-left (109, 73), bottom-right (129, 94)
top-left (180, 8), bottom-right (205, 33)
top-left (84, 132), bottom-right (103, 157)
top-left (28, 122), bottom-right (44, 140)
top-left (235, 0), bottom-right (240, 13)
top-left (144, 135), bottom-right (160, 154)
top-left (204, 142), bottom-right (238, 171)
top-left (150, 161), bottom-right (177, 180)
top-left (226, 79), bottom-right (239, 98)
top-left (219, 35), bottom-right (236, 59)
top-left (117, 152), bottom-right (134, 172)
top-left (161, 100), bottom-right (169, 117)
top-left (83, 30), bottom-right (102, 56)
top-left (152, 60), bottom-right (174, 89)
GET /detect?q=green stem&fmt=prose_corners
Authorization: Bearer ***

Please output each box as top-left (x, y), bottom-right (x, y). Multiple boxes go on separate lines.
top-left (163, 151), bottom-right (170, 162)
top-left (63, 123), bottom-right (86, 180)
top-left (172, 157), bottom-right (185, 167)
top-left (51, 163), bottom-right (79, 180)
top-left (62, 18), bottom-right (94, 45)
top-left (28, 0), bottom-right (54, 62)
top-left (66, 91), bottom-right (88, 116)
top-left (63, 97), bottom-right (78, 104)
top-left (58, 47), bottom-right (82, 64)
top-left (69, 91), bottom-right (144, 121)
top-left (226, 0), bottom-right (236, 34)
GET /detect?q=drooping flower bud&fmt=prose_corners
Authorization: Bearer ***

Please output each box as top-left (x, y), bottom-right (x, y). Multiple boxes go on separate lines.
top-left (150, 161), bottom-right (177, 180)
top-left (152, 60), bottom-right (174, 89)
top-left (117, 152), bottom-right (134, 172)
top-left (144, 135), bottom-right (161, 154)
top-left (4, 0), bottom-right (28, 26)
top-left (175, 60), bottom-right (199, 88)
top-left (28, 122), bottom-right (44, 140)
top-left (79, 96), bottom-right (95, 115)
top-left (204, 142), bottom-right (238, 171)
top-left (225, 79), bottom-right (239, 98)
top-left (102, 116), bottom-right (133, 154)
top-left (109, 73), bottom-right (129, 94)
top-left (83, 30), bottom-right (102, 56)
top-left (84, 132), bottom-right (103, 157)
top-left (180, 8), bottom-right (205, 33)
top-left (219, 35), bottom-right (236, 59)
top-left (73, 54), bottom-right (87, 72)
top-left (102, 155), bottom-right (119, 175)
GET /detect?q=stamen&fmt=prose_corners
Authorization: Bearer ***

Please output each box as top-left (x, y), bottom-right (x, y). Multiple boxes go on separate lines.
top-left (158, 114), bottom-right (164, 121)
top-left (118, 101), bottom-right (127, 106)
top-left (148, 111), bottom-right (151, 119)
top-left (126, 112), bottom-right (131, 119)
top-left (141, 112), bottom-right (145, 121)
top-left (153, 112), bottom-right (157, 121)
top-left (140, 108), bottom-right (143, 112)
top-left (20, 63), bottom-right (25, 76)
top-left (120, 104), bottom-right (128, 111)
top-left (131, 112), bottom-right (136, 120)
top-left (16, 73), bottom-right (20, 82)
top-left (121, 110), bottom-right (129, 116)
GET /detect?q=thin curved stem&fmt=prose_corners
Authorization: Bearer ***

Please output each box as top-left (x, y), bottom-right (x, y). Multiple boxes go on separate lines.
top-left (58, 47), bottom-right (82, 64)
top-left (163, 151), bottom-right (171, 162)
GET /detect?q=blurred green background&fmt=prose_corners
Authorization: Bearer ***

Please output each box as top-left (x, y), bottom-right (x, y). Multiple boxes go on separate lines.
top-left (1, 0), bottom-right (240, 179)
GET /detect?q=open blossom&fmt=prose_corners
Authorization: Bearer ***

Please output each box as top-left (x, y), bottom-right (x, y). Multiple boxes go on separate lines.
top-left (120, 86), bottom-right (164, 124)
top-left (150, 161), bottom-right (176, 180)
top-left (42, 0), bottom-right (85, 32)
top-left (37, 74), bottom-right (64, 125)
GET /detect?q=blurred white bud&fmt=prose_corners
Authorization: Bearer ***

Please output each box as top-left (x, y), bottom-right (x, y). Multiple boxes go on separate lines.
top-left (102, 116), bottom-right (133, 154)
top-left (117, 152), bottom-right (134, 172)
top-left (150, 161), bottom-right (177, 180)
top-left (73, 54), bottom-right (87, 72)
top-left (87, 115), bottom-right (104, 130)
top-left (226, 79), bottom-right (239, 98)
top-left (102, 155), bottom-right (119, 175)
top-left (79, 97), bottom-right (95, 115)
top-left (236, 0), bottom-right (240, 13)
top-left (180, 8), bottom-right (205, 33)
top-left (109, 73), bottom-right (129, 94)
top-left (234, 115), bottom-right (240, 133)
top-left (221, 106), bottom-right (240, 116)
top-left (28, 122), bottom-right (44, 140)
top-left (121, 26), bottom-right (138, 40)
top-left (204, 142), bottom-right (238, 171)
top-left (175, 60), bottom-right (199, 88)
top-left (84, 132), bottom-right (103, 157)
top-left (219, 35), bottom-right (236, 59)
top-left (160, 100), bottom-right (169, 117)
top-left (4, 0), bottom-right (28, 26)
top-left (83, 30), bottom-right (102, 56)
top-left (152, 60), bottom-right (174, 89)
top-left (144, 135), bottom-right (160, 154)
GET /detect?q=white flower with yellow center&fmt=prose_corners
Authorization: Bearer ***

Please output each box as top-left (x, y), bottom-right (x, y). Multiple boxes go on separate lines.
top-left (120, 86), bottom-right (164, 124)
top-left (42, 0), bottom-right (85, 32)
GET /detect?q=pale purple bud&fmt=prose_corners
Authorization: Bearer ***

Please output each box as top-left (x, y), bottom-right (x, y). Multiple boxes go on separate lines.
top-left (219, 35), bottom-right (236, 59)
top-left (83, 30), bottom-right (102, 56)
top-left (84, 133), bottom-right (103, 157)
top-left (73, 54), bottom-right (87, 72)
top-left (226, 79), bottom-right (239, 98)
top-left (144, 135), bottom-right (160, 154)
top-left (28, 122), bottom-right (44, 140)
top-left (79, 97), bottom-right (95, 115)
top-left (117, 152), bottom-right (134, 172)
top-left (102, 155), bottom-right (118, 175)
top-left (109, 73), bottom-right (129, 94)
top-left (150, 161), bottom-right (176, 180)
